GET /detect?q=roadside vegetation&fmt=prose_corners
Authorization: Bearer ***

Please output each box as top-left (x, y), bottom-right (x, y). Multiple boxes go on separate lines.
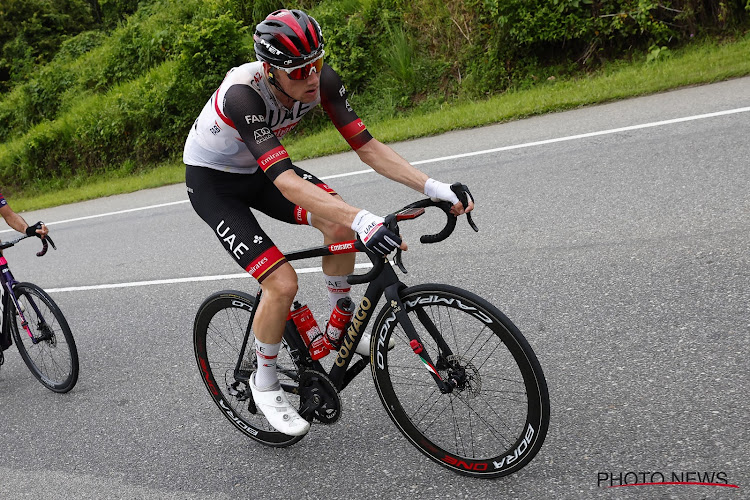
top-left (1, 0), bottom-right (748, 211)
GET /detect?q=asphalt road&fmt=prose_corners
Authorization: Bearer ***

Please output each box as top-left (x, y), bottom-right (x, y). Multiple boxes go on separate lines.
top-left (1, 77), bottom-right (748, 500)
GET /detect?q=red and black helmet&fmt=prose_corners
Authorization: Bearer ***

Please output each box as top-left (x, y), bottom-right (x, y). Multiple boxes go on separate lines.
top-left (253, 9), bottom-right (324, 69)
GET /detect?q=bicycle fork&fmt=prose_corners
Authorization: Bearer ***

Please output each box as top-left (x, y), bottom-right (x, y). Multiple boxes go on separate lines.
top-left (383, 284), bottom-right (459, 394)
top-left (2, 278), bottom-right (39, 343)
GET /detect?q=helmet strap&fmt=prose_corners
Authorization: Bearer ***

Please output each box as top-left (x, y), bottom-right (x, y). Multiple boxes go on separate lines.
top-left (267, 66), bottom-right (297, 104)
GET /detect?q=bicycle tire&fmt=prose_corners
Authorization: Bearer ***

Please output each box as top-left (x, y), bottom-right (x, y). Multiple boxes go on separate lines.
top-left (9, 282), bottom-right (79, 393)
top-left (193, 290), bottom-right (305, 447)
top-left (370, 284), bottom-right (549, 478)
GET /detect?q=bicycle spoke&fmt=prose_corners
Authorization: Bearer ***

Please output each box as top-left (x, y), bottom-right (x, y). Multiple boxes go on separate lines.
top-left (10, 284), bottom-right (78, 392)
top-left (194, 291), bottom-right (305, 447)
top-left (373, 286), bottom-right (548, 476)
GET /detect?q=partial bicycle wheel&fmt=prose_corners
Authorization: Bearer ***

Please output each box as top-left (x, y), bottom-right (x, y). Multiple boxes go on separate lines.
top-left (10, 282), bottom-right (79, 393)
top-left (193, 290), bottom-right (305, 447)
top-left (370, 284), bottom-right (549, 478)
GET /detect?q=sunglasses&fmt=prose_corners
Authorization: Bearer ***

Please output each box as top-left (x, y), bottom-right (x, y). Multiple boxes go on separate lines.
top-left (275, 55), bottom-right (324, 80)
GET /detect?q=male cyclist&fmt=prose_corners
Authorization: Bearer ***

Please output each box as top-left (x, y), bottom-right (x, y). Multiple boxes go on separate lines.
top-left (184, 9), bottom-right (474, 436)
top-left (0, 193), bottom-right (48, 239)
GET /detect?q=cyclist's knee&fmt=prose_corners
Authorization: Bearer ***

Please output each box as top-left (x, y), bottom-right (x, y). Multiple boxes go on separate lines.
top-left (321, 220), bottom-right (354, 243)
top-left (261, 265), bottom-right (298, 303)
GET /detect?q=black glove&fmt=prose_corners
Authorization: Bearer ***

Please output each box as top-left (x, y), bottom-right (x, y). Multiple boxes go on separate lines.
top-left (352, 210), bottom-right (402, 256)
top-left (25, 221), bottom-right (44, 237)
top-left (365, 223), bottom-right (402, 256)
top-left (450, 182), bottom-right (475, 209)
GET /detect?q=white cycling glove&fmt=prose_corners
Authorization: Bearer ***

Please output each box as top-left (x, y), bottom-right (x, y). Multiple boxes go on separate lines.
top-left (424, 178), bottom-right (460, 205)
top-left (351, 210), bottom-right (402, 256)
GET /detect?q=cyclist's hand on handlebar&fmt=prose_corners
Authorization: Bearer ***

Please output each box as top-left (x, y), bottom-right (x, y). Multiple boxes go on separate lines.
top-left (352, 210), bottom-right (407, 255)
top-left (424, 179), bottom-right (475, 216)
top-left (25, 221), bottom-right (48, 239)
top-left (449, 182), bottom-right (475, 216)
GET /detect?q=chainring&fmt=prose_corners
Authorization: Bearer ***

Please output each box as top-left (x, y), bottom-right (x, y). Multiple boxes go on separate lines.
top-left (298, 369), bottom-right (342, 424)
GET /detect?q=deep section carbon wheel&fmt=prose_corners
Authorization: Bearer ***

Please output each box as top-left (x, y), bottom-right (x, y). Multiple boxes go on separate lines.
top-left (370, 284), bottom-right (549, 478)
top-left (193, 290), bottom-right (306, 447)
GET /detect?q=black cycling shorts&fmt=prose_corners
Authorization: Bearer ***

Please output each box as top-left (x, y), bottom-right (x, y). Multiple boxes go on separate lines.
top-left (185, 164), bottom-right (336, 282)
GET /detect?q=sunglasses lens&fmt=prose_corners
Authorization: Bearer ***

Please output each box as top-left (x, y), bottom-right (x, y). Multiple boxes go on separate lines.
top-left (286, 58), bottom-right (324, 80)
top-left (287, 67), bottom-right (305, 80)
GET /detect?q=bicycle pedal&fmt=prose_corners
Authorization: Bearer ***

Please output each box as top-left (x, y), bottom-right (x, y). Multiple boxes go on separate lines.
top-left (234, 369), bottom-right (252, 382)
top-left (228, 380), bottom-right (246, 397)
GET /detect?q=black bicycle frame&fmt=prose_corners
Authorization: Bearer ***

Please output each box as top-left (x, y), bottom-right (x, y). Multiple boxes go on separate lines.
top-left (232, 198), bottom-right (475, 395)
top-left (237, 239), bottom-right (455, 394)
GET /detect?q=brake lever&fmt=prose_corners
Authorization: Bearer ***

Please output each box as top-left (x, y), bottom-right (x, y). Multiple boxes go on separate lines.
top-left (394, 248), bottom-right (407, 274)
top-left (384, 214), bottom-right (407, 273)
top-left (450, 183), bottom-right (479, 233)
top-left (466, 212), bottom-right (478, 232)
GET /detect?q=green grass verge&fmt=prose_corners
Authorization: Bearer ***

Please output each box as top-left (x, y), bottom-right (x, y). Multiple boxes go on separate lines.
top-left (10, 34), bottom-right (750, 213)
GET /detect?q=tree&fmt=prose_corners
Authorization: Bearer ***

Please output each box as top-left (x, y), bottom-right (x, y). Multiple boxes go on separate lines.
top-left (0, 0), bottom-right (97, 91)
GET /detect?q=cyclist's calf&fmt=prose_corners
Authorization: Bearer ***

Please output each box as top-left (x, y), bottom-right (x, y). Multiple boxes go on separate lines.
top-left (254, 264), bottom-right (298, 343)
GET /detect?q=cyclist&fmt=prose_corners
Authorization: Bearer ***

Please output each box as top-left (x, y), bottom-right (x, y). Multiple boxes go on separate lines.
top-left (184, 9), bottom-right (474, 437)
top-left (0, 193), bottom-right (48, 239)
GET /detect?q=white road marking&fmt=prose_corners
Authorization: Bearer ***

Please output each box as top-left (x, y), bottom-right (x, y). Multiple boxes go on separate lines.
top-left (46, 263), bottom-right (374, 293)
top-left (11, 106), bottom-right (750, 292)
top-left (5, 106), bottom-right (749, 232)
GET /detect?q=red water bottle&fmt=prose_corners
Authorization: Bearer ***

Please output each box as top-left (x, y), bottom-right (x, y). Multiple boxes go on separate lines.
top-left (324, 297), bottom-right (355, 350)
top-left (290, 301), bottom-right (330, 360)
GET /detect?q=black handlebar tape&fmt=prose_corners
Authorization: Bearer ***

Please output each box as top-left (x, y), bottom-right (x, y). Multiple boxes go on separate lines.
top-left (347, 239), bottom-right (384, 285)
top-left (347, 253), bottom-right (384, 285)
top-left (36, 238), bottom-right (49, 257)
top-left (420, 214), bottom-right (457, 244)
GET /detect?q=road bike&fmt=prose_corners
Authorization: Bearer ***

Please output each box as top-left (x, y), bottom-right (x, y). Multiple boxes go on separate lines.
top-left (0, 233), bottom-right (79, 393)
top-left (193, 198), bottom-right (550, 478)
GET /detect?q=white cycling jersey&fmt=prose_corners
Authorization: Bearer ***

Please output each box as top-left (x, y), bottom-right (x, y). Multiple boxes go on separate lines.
top-left (183, 61), bottom-right (320, 173)
top-left (183, 61), bottom-right (370, 179)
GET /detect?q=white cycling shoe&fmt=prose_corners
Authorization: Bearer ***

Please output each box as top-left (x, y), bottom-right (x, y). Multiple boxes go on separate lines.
top-left (355, 333), bottom-right (395, 356)
top-left (249, 373), bottom-right (310, 436)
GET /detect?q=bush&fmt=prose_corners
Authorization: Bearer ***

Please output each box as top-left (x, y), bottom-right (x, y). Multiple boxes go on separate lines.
top-left (0, 0), bottom-right (97, 91)
top-left (463, 0), bottom-right (749, 96)
top-left (0, 0), bottom-right (748, 193)
top-left (0, 2), bottom-right (254, 190)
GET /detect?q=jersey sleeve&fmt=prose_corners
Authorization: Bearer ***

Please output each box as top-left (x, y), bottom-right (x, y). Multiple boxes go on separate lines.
top-left (0, 192), bottom-right (6, 207)
top-left (223, 84), bottom-right (294, 182)
top-left (319, 64), bottom-right (373, 151)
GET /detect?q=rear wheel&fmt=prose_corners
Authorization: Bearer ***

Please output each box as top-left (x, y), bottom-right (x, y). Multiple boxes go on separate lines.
top-left (370, 284), bottom-right (549, 478)
top-left (193, 290), bottom-right (305, 447)
top-left (10, 282), bottom-right (79, 393)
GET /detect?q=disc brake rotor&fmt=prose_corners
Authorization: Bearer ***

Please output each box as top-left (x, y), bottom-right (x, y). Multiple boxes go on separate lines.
top-left (439, 355), bottom-right (481, 398)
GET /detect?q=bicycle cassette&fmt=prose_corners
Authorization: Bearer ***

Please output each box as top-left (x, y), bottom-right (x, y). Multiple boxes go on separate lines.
top-left (298, 370), bottom-right (342, 425)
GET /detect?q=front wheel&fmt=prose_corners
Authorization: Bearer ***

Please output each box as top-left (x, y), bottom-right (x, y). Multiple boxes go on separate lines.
top-left (193, 290), bottom-right (305, 447)
top-left (10, 282), bottom-right (79, 393)
top-left (370, 284), bottom-right (549, 478)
